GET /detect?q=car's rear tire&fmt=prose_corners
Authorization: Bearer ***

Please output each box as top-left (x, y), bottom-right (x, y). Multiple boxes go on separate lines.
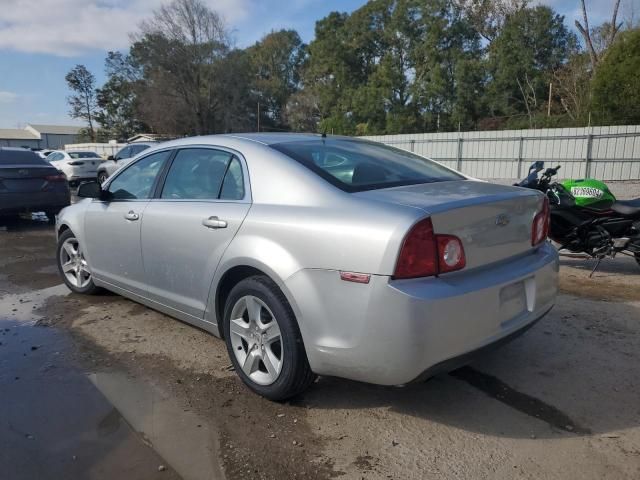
top-left (223, 275), bottom-right (315, 401)
top-left (635, 252), bottom-right (640, 269)
top-left (97, 171), bottom-right (108, 184)
top-left (56, 229), bottom-right (101, 295)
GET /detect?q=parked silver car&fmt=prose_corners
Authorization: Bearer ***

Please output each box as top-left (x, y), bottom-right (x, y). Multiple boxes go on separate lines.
top-left (96, 142), bottom-right (156, 184)
top-left (55, 134), bottom-right (558, 400)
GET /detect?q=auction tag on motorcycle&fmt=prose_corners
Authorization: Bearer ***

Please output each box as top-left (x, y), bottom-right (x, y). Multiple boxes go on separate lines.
top-left (571, 187), bottom-right (603, 198)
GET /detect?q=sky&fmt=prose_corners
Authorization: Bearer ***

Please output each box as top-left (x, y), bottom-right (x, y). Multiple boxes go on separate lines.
top-left (0, 0), bottom-right (634, 128)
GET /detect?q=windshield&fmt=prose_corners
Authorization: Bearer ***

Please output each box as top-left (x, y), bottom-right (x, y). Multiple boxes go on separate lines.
top-left (270, 139), bottom-right (463, 192)
top-left (69, 151), bottom-right (100, 159)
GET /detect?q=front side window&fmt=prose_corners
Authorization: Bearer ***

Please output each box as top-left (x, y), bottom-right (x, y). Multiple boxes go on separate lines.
top-left (161, 148), bottom-right (244, 200)
top-left (108, 150), bottom-right (171, 200)
top-left (270, 139), bottom-right (464, 192)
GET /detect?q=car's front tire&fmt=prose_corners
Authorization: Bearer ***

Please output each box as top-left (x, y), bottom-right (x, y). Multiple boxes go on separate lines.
top-left (223, 275), bottom-right (315, 401)
top-left (56, 229), bottom-right (101, 295)
top-left (97, 171), bottom-right (108, 184)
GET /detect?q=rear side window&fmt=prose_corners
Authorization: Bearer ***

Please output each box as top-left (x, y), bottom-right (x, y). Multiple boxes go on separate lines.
top-left (0, 149), bottom-right (47, 165)
top-left (161, 148), bottom-right (244, 200)
top-left (270, 139), bottom-right (463, 192)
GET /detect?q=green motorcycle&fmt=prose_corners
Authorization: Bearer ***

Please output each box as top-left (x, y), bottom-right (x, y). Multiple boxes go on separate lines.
top-left (517, 161), bottom-right (640, 272)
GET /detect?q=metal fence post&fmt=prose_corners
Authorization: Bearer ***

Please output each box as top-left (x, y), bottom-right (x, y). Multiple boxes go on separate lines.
top-left (585, 134), bottom-right (593, 177)
top-left (517, 136), bottom-right (524, 179)
top-left (410, 139), bottom-right (415, 153)
top-left (456, 137), bottom-right (463, 171)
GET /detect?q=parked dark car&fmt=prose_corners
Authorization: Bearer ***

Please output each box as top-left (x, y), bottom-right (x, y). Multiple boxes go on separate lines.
top-left (0, 147), bottom-right (70, 222)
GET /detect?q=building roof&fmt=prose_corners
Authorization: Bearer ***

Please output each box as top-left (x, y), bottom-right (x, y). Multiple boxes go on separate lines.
top-left (27, 124), bottom-right (83, 135)
top-left (0, 128), bottom-right (39, 140)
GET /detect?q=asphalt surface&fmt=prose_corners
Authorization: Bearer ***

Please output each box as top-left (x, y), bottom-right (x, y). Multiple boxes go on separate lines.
top-left (1, 214), bottom-right (639, 480)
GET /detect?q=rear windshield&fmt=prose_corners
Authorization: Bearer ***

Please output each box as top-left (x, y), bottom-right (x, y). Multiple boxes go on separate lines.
top-left (69, 151), bottom-right (100, 159)
top-left (270, 139), bottom-right (463, 192)
top-left (0, 149), bottom-right (48, 165)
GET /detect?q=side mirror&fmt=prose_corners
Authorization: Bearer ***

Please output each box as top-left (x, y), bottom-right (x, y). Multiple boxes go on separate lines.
top-left (107, 155), bottom-right (115, 161)
top-left (77, 180), bottom-right (103, 199)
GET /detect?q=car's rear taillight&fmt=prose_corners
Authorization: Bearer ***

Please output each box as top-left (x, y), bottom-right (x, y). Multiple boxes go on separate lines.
top-left (45, 174), bottom-right (67, 182)
top-left (394, 218), bottom-right (466, 279)
top-left (436, 235), bottom-right (466, 273)
top-left (532, 196), bottom-right (550, 246)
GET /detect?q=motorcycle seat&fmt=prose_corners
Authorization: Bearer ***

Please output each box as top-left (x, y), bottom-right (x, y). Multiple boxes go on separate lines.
top-left (611, 198), bottom-right (640, 217)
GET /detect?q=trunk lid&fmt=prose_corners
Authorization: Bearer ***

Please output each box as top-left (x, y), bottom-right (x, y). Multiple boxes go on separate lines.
top-left (0, 165), bottom-right (62, 193)
top-left (354, 180), bottom-right (544, 271)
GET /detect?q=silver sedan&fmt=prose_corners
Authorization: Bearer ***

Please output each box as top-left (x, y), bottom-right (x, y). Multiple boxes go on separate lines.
top-left (55, 133), bottom-right (558, 400)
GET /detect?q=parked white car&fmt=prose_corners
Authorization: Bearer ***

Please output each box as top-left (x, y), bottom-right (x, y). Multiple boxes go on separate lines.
top-left (97, 142), bottom-right (156, 184)
top-left (47, 150), bottom-right (104, 186)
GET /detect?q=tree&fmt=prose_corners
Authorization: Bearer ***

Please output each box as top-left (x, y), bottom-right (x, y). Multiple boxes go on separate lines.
top-left (248, 30), bottom-right (306, 130)
top-left (575, 0), bottom-right (622, 71)
top-left (591, 28), bottom-right (640, 125)
top-left (454, 0), bottom-right (530, 41)
top-left (283, 90), bottom-right (321, 132)
top-left (487, 6), bottom-right (575, 127)
top-left (95, 52), bottom-right (147, 141)
top-left (132, 0), bottom-right (231, 134)
top-left (552, 52), bottom-right (591, 124)
top-left (65, 65), bottom-right (98, 141)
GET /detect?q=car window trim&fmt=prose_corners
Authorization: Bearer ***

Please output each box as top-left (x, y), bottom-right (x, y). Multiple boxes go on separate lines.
top-left (99, 147), bottom-right (177, 203)
top-left (150, 145), bottom-right (251, 204)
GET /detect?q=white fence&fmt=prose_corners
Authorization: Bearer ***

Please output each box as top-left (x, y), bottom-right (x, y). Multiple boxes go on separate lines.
top-left (362, 125), bottom-right (640, 181)
top-left (65, 142), bottom-right (126, 158)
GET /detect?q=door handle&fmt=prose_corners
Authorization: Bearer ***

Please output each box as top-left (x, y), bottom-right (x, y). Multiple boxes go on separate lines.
top-left (202, 216), bottom-right (227, 229)
top-left (124, 211), bottom-right (139, 221)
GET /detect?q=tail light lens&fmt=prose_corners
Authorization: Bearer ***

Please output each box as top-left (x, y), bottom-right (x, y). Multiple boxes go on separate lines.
top-left (532, 196), bottom-right (550, 246)
top-left (436, 235), bottom-right (466, 273)
top-left (45, 174), bottom-right (67, 182)
top-left (394, 218), bottom-right (466, 279)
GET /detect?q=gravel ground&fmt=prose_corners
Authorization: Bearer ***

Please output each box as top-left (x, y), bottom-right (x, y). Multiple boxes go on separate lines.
top-left (1, 216), bottom-right (640, 480)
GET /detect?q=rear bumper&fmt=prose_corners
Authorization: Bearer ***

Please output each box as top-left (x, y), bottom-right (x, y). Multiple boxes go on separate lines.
top-left (285, 242), bottom-right (559, 385)
top-left (0, 190), bottom-right (70, 214)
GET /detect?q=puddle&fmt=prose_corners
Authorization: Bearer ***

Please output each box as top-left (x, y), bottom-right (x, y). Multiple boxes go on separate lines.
top-left (89, 371), bottom-right (225, 480)
top-left (1, 283), bottom-right (225, 480)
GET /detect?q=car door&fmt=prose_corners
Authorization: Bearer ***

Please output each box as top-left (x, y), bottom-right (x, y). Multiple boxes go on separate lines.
top-left (140, 147), bottom-right (251, 319)
top-left (83, 150), bottom-right (172, 296)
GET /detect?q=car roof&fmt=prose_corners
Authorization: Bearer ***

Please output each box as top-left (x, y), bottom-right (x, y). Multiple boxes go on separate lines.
top-left (220, 132), bottom-right (338, 145)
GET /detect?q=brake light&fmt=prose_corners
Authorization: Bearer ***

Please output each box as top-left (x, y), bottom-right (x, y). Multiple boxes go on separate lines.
top-left (532, 196), bottom-right (550, 246)
top-left (45, 174), bottom-right (67, 182)
top-left (394, 218), bottom-right (466, 279)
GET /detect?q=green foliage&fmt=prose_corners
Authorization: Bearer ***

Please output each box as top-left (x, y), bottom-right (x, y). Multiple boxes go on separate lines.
top-left (65, 64), bottom-right (98, 141)
top-left (247, 30), bottom-right (306, 131)
top-left (591, 28), bottom-right (640, 125)
top-left (95, 52), bottom-right (148, 141)
top-left (487, 6), bottom-right (575, 123)
top-left (76, 0), bottom-right (636, 138)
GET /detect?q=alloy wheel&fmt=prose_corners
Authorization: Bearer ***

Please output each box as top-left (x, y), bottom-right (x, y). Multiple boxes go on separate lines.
top-left (229, 295), bottom-right (284, 385)
top-left (59, 237), bottom-right (92, 288)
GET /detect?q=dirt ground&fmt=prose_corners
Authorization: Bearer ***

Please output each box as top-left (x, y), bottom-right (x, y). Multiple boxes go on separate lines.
top-left (1, 216), bottom-right (639, 480)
